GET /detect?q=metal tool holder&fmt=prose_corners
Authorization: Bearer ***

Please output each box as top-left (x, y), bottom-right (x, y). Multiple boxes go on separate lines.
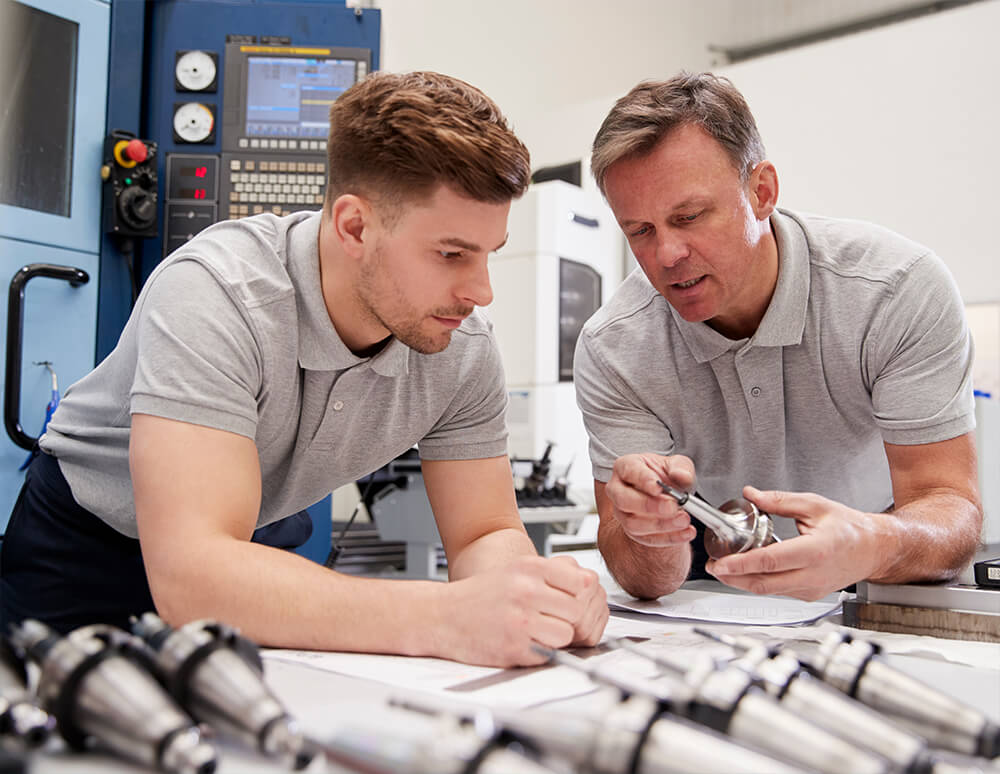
top-left (131, 613), bottom-right (318, 770)
top-left (391, 682), bottom-right (808, 774)
top-left (8, 619), bottom-right (217, 774)
top-left (534, 645), bottom-right (841, 774)
top-left (0, 636), bottom-right (54, 747)
top-left (608, 639), bottom-right (892, 774)
top-left (657, 483), bottom-right (780, 558)
top-left (810, 630), bottom-right (1000, 759)
top-left (694, 628), bottom-right (940, 773)
top-left (321, 709), bottom-right (562, 774)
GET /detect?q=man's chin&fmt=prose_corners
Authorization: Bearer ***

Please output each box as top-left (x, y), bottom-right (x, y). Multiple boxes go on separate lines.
top-left (398, 330), bottom-right (453, 355)
top-left (666, 300), bottom-right (712, 324)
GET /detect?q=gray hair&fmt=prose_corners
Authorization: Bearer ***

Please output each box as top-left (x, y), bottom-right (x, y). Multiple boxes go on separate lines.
top-left (591, 71), bottom-right (766, 194)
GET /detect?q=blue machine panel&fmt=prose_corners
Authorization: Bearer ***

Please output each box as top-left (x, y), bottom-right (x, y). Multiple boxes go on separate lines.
top-left (0, 0), bottom-right (109, 532)
top-left (0, 237), bottom-right (99, 530)
top-left (0, 0), bottom-right (110, 255)
top-left (142, 0), bottom-right (380, 273)
top-left (106, 0), bottom-right (381, 561)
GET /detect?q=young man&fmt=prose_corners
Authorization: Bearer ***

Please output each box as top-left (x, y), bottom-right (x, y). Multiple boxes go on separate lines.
top-left (576, 71), bottom-right (981, 602)
top-left (1, 71), bottom-right (608, 667)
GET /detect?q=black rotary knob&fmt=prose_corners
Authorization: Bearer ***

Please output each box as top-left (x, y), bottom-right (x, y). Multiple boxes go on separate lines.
top-left (118, 185), bottom-right (156, 230)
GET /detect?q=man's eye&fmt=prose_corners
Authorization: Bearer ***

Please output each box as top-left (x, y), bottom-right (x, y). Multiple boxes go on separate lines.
top-left (439, 250), bottom-right (462, 259)
top-left (629, 225), bottom-right (651, 238)
top-left (677, 213), bottom-right (700, 223)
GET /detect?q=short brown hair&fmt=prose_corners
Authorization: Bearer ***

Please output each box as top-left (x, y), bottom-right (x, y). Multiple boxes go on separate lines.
top-left (325, 71), bottom-right (530, 213)
top-left (591, 71), bottom-right (766, 194)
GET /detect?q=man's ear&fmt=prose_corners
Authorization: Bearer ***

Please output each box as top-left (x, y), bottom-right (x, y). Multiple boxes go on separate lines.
top-left (329, 194), bottom-right (371, 259)
top-left (748, 160), bottom-right (779, 220)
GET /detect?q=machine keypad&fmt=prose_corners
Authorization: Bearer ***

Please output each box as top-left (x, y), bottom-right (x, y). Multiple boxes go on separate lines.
top-left (222, 157), bottom-right (325, 219)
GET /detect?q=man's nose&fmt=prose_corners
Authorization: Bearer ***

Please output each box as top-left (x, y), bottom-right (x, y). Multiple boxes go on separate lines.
top-left (656, 230), bottom-right (690, 267)
top-left (458, 257), bottom-right (493, 307)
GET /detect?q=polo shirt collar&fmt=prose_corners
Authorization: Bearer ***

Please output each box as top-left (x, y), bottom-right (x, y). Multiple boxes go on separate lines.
top-left (669, 208), bottom-right (810, 362)
top-left (287, 212), bottom-right (410, 376)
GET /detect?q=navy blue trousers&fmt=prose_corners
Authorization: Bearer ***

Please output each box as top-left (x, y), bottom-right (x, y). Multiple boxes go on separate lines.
top-left (0, 451), bottom-right (311, 634)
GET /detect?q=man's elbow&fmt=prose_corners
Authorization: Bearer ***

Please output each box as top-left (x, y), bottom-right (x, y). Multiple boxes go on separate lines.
top-left (951, 500), bottom-right (985, 575)
top-left (616, 574), bottom-right (682, 601)
top-left (598, 542), bottom-right (688, 600)
top-left (145, 568), bottom-right (203, 626)
top-left (141, 539), bottom-right (229, 625)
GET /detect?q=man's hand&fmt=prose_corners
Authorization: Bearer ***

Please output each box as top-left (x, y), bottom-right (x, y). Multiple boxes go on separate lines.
top-left (437, 555), bottom-right (608, 667)
top-left (705, 486), bottom-right (887, 600)
top-left (604, 453), bottom-right (698, 547)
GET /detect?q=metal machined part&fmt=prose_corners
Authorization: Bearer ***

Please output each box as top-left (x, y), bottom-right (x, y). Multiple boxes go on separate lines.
top-left (811, 631), bottom-right (1000, 759)
top-left (0, 636), bottom-right (54, 746)
top-left (755, 653), bottom-right (931, 773)
top-left (616, 639), bottom-right (892, 774)
top-left (656, 483), bottom-right (780, 558)
top-left (697, 666), bottom-right (891, 774)
top-left (924, 749), bottom-right (1000, 773)
top-left (639, 712), bottom-right (808, 774)
top-left (702, 629), bottom-right (997, 774)
top-left (468, 668), bottom-right (811, 774)
top-left (131, 613), bottom-right (318, 770)
top-left (488, 700), bottom-right (630, 772)
top-left (8, 620), bottom-right (216, 774)
top-left (322, 714), bottom-right (561, 774)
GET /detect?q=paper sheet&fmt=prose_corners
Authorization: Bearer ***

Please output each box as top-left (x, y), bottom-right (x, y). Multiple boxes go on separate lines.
top-left (262, 648), bottom-right (602, 709)
top-left (607, 587), bottom-right (844, 625)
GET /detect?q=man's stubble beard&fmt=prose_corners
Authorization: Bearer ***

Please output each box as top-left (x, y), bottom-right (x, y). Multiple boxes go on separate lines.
top-left (356, 243), bottom-right (460, 355)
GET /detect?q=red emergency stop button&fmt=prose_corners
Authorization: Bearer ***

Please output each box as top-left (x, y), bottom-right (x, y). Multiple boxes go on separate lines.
top-left (126, 139), bottom-right (148, 163)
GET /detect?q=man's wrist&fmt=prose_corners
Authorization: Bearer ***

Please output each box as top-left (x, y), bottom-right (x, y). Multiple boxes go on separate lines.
top-left (860, 509), bottom-right (904, 582)
top-left (394, 579), bottom-right (452, 658)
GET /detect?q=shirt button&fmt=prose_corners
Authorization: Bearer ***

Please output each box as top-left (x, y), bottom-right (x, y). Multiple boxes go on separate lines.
top-left (333, 400), bottom-right (344, 411)
top-left (750, 386), bottom-right (762, 397)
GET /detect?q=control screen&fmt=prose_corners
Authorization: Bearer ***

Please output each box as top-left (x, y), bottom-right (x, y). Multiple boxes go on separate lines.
top-left (245, 56), bottom-right (356, 139)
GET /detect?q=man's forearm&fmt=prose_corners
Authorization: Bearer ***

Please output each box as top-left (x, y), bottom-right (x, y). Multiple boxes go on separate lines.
top-left (870, 492), bottom-right (982, 584)
top-left (150, 536), bottom-right (456, 655)
top-left (598, 517), bottom-right (690, 599)
top-left (870, 434), bottom-right (983, 585)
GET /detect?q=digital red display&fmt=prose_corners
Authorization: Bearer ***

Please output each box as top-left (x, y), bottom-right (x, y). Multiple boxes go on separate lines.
top-left (169, 156), bottom-right (216, 201)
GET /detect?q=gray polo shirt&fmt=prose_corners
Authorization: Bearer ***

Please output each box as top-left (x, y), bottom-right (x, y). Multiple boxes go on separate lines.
top-left (41, 211), bottom-right (508, 538)
top-left (575, 208), bottom-right (974, 537)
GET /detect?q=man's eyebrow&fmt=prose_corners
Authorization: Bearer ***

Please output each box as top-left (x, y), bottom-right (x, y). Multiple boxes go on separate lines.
top-left (618, 198), bottom-right (710, 228)
top-left (439, 234), bottom-right (509, 252)
top-left (672, 197), bottom-right (709, 211)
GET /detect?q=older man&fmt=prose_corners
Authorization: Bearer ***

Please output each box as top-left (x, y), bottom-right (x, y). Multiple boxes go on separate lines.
top-left (575, 71), bottom-right (980, 601)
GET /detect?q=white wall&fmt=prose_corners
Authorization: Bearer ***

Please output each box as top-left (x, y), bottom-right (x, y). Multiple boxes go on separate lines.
top-left (375, 1), bottom-right (999, 292)
top-left (720, 0), bottom-right (1000, 304)
top-left (376, 0), bottom-right (722, 175)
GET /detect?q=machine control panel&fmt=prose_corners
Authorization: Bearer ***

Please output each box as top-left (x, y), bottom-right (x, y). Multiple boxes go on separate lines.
top-left (102, 130), bottom-right (159, 238)
top-left (175, 49), bottom-right (218, 93)
top-left (222, 155), bottom-right (326, 220)
top-left (162, 154), bottom-right (219, 255)
top-left (216, 41), bottom-right (369, 222)
top-left (162, 39), bottom-right (370, 255)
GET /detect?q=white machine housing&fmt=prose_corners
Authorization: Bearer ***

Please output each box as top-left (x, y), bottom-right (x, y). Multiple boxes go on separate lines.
top-left (487, 180), bottom-right (621, 502)
top-left (975, 395), bottom-right (1000, 547)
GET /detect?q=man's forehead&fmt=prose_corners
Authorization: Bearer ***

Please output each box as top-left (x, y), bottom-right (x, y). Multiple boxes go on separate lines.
top-left (394, 188), bottom-right (510, 248)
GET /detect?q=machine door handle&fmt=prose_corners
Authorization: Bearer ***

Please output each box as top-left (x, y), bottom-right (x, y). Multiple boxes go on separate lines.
top-left (5, 264), bottom-right (90, 451)
top-left (569, 211), bottom-right (600, 228)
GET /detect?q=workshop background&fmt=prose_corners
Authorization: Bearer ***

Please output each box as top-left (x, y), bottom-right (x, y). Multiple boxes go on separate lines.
top-left (1, 0), bottom-right (998, 567)
top-left (2, 3), bottom-right (1000, 774)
